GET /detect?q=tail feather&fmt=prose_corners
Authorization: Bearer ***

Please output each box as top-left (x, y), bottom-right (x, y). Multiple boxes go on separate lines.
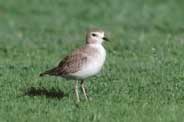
top-left (39, 67), bottom-right (59, 77)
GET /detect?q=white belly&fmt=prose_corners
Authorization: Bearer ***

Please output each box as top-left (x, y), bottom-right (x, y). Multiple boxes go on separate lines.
top-left (70, 45), bottom-right (106, 79)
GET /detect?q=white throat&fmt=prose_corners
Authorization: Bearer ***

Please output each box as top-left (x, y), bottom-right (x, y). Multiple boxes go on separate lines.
top-left (88, 43), bottom-right (106, 54)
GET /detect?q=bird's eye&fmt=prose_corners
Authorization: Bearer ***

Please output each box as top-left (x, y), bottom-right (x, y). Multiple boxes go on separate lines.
top-left (92, 33), bottom-right (97, 36)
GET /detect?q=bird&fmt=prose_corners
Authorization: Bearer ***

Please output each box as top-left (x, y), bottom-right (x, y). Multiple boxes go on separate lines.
top-left (40, 29), bottom-right (109, 102)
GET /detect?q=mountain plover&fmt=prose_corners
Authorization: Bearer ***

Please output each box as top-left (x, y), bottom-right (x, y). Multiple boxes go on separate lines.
top-left (40, 29), bottom-right (109, 102)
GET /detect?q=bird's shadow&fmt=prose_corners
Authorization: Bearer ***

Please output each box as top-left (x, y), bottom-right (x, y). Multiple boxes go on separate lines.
top-left (24, 87), bottom-right (67, 100)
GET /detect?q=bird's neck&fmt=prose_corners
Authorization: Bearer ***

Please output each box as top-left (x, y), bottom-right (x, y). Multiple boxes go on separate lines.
top-left (86, 43), bottom-right (104, 49)
top-left (87, 43), bottom-right (106, 57)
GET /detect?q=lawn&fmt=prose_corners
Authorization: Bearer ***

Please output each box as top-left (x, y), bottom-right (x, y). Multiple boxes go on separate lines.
top-left (0, 0), bottom-right (184, 121)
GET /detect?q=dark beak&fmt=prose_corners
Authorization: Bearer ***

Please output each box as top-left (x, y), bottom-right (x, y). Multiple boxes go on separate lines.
top-left (103, 37), bottom-right (109, 41)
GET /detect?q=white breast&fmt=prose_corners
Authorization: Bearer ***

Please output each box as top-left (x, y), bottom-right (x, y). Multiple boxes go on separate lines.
top-left (70, 44), bottom-right (106, 79)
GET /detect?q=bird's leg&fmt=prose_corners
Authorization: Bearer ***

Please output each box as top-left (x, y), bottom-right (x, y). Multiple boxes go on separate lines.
top-left (74, 80), bottom-right (80, 102)
top-left (81, 80), bottom-right (88, 100)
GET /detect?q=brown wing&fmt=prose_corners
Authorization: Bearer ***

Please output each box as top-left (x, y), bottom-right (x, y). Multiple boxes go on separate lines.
top-left (57, 52), bottom-right (87, 75)
top-left (40, 52), bottom-right (87, 77)
top-left (39, 46), bottom-right (96, 77)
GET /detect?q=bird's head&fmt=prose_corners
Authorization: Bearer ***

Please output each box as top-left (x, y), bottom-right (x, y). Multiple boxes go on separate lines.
top-left (86, 29), bottom-right (109, 44)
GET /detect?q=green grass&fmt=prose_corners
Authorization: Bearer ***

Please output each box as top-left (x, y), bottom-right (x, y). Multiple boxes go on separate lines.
top-left (1, 0), bottom-right (184, 121)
